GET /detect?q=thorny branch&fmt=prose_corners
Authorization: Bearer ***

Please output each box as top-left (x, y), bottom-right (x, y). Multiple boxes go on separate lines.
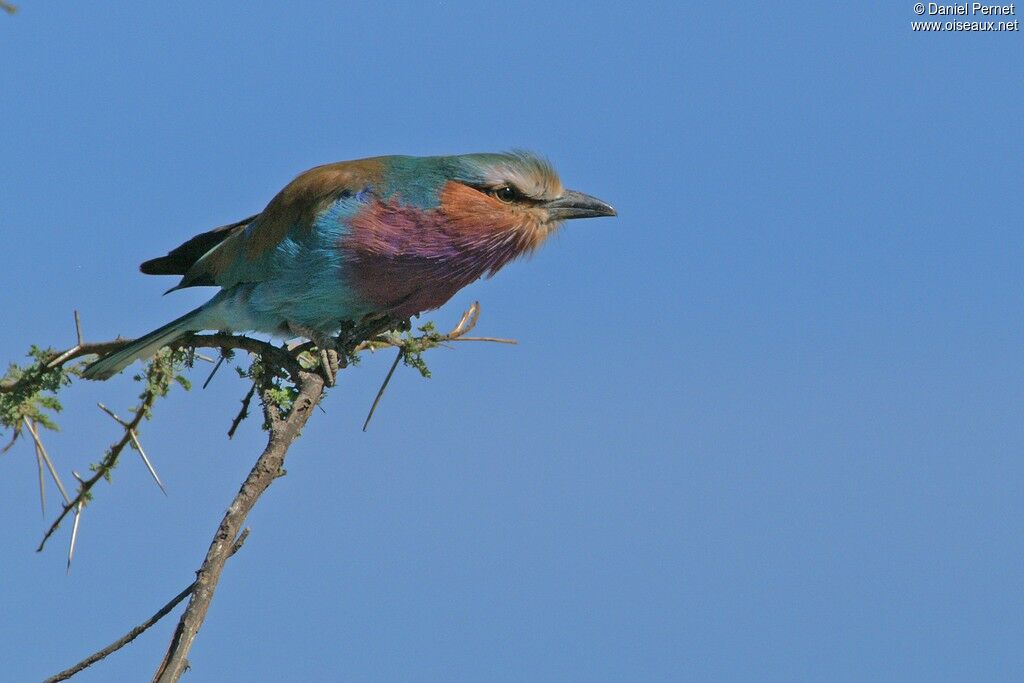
top-left (98, 402), bottom-right (167, 494)
top-left (0, 304), bottom-right (513, 682)
top-left (226, 381), bottom-right (258, 439)
top-left (36, 356), bottom-right (173, 553)
top-left (43, 529), bottom-right (251, 683)
top-left (0, 330), bottom-right (302, 396)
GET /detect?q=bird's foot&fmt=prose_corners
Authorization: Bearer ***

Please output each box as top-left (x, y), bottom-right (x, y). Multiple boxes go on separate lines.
top-left (288, 323), bottom-right (340, 386)
top-left (319, 348), bottom-right (339, 386)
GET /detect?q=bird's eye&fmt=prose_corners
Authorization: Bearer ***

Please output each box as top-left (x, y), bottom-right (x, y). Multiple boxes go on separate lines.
top-left (493, 186), bottom-right (517, 203)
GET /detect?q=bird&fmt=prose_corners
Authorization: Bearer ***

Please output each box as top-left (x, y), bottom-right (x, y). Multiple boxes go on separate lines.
top-left (82, 151), bottom-right (616, 381)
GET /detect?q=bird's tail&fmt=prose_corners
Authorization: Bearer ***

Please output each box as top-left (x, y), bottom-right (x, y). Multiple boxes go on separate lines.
top-left (81, 304), bottom-right (210, 380)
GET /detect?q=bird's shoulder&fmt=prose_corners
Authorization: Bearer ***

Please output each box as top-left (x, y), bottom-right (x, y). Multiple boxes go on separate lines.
top-left (165, 158), bottom-right (390, 290)
top-left (247, 157), bottom-right (390, 250)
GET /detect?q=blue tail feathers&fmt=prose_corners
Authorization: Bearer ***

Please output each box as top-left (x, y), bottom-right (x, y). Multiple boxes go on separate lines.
top-left (81, 305), bottom-right (208, 380)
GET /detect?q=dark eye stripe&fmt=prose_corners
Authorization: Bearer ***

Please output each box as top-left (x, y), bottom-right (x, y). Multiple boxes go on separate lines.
top-left (463, 181), bottom-right (547, 204)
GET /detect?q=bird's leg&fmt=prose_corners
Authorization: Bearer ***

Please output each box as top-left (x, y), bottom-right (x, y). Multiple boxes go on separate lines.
top-left (288, 322), bottom-right (339, 386)
top-left (331, 314), bottom-right (398, 365)
top-left (332, 319), bottom-right (358, 370)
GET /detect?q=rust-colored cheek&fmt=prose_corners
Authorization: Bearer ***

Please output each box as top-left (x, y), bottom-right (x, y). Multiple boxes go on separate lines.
top-left (439, 182), bottom-right (522, 234)
top-left (438, 181), bottom-right (548, 250)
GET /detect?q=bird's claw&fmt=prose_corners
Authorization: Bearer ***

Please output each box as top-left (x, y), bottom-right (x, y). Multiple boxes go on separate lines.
top-left (287, 322), bottom-right (340, 386)
top-left (319, 348), bottom-right (339, 386)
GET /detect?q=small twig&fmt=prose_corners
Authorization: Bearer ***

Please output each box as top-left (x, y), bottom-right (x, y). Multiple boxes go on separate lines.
top-left (46, 311), bottom-right (87, 369)
top-left (201, 355), bottom-right (226, 389)
top-left (355, 303), bottom-right (515, 430)
top-left (450, 301), bottom-right (481, 337)
top-left (46, 582), bottom-right (193, 683)
top-left (448, 336), bottom-right (517, 344)
top-left (1, 428), bottom-right (18, 453)
top-left (97, 402), bottom-right (126, 426)
top-left (230, 528), bottom-right (250, 555)
top-left (362, 349), bottom-right (403, 432)
top-left (0, 1), bottom-right (17, 15)
top-left (43, 528), bottom-right (251, 683)
top-left (227, 382), bottom-right (258, 439)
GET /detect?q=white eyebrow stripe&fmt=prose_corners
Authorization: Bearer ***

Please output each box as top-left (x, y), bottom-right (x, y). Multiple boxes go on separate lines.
top-left (476, 151), bottom-right (564, 201)
top-left (495, 171), bottom-right (560, 201)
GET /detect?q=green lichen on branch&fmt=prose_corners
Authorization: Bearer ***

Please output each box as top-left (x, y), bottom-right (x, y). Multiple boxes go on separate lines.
top-left (235, 354), bottom-right (299, 429)
top-left (396, 321), bottom-right (445, 378)
top-left (134, 347), bottom-right (193, 408)
top-left (1, 346), bottom-right (73, 446)
top-left (264, 383), bottom-right (300, 416)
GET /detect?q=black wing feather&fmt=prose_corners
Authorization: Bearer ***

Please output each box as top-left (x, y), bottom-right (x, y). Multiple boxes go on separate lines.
top-left (139, 215), bottom-right (258, 278)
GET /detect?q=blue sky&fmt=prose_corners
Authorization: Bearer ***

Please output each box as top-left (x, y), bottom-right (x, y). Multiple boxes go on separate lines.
top-left (1, 2), bottom-right (1021, 680)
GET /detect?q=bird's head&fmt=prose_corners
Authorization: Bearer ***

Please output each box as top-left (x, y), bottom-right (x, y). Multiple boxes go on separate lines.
top-left (451, 151), bottom-right (616, 238)
top-left (377, 151), bottom-right (616, 251)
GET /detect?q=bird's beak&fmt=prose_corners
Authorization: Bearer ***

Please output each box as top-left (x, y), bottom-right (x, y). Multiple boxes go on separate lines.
top-left (543, 190), bottom-right (617, 221)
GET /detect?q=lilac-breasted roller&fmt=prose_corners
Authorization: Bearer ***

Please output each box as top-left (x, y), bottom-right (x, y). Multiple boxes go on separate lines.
top-left (82, 152), bottom-right (616, 380)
